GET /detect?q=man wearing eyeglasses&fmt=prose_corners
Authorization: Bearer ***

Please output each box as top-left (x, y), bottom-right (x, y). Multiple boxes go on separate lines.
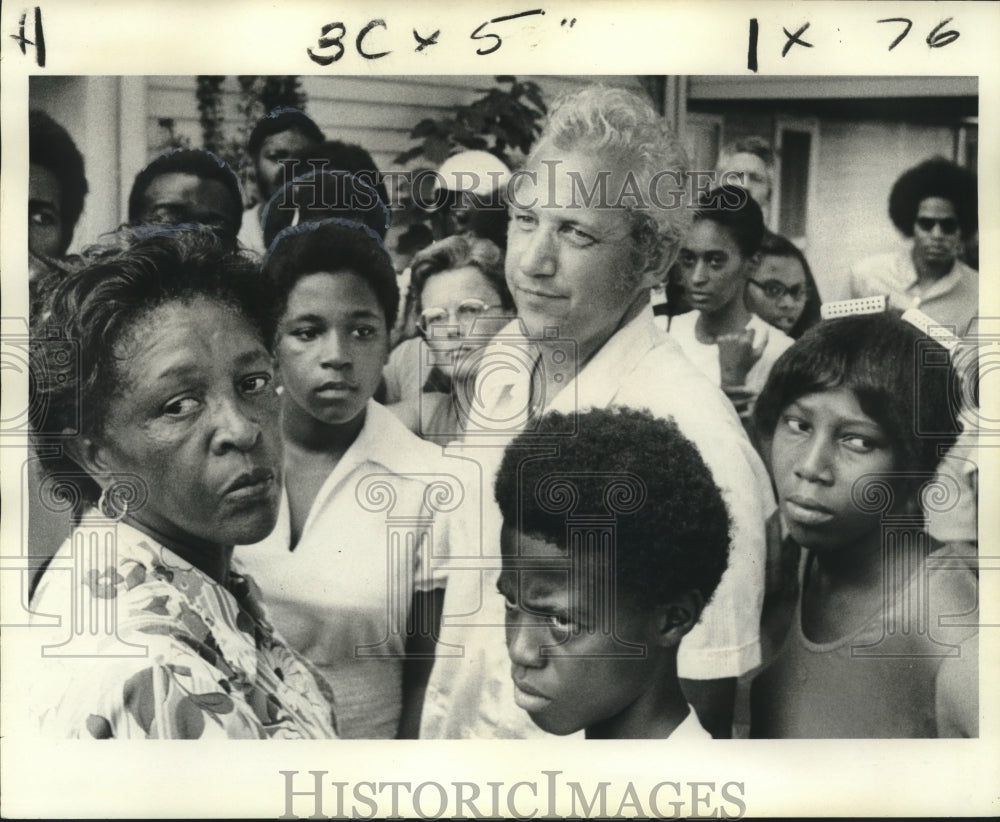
top-left (849, 157), bottom-right (978, 337)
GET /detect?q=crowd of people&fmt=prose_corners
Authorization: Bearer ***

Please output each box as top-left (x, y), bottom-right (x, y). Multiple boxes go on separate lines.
top-left (24, 85), bottom-right (980, 740)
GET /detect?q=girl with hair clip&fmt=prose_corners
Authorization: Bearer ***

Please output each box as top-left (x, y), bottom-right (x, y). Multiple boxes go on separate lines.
top-left (750, 302), bottom-right (978, 738)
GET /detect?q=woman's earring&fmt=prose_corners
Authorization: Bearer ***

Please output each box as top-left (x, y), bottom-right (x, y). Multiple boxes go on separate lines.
top-left (97, 485), bottom-right (129, 522)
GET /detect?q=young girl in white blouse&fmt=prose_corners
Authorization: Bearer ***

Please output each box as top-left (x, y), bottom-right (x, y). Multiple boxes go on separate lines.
top-left (241, 217), bottom-right (469, 738)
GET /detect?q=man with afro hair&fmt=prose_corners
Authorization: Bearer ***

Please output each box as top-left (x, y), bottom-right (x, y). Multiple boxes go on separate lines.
top-left (849, 156), bottom-right (978, 336)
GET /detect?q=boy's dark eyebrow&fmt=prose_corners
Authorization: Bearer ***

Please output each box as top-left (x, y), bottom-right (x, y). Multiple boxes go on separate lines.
top-left (521, 575), bottom-right (564, 601)
top-left (497, 569), bottom-right (567, 611)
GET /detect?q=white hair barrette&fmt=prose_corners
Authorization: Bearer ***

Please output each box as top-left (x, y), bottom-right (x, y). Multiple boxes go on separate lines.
top-left (820, 295), bottom-right (887, 319)
top-left (819, 295), bottom-right (961, 352)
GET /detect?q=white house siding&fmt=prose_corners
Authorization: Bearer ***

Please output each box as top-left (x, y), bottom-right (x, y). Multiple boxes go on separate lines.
top-left (144, 74), bottom-right (644, 179)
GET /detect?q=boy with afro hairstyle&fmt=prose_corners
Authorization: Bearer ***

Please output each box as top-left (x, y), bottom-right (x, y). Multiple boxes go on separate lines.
top-left (495, 407), bottom-right (731, 739)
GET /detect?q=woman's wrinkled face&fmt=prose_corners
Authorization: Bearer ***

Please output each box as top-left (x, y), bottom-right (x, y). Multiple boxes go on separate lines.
top-left (93, 297), bottom-right (282, 548)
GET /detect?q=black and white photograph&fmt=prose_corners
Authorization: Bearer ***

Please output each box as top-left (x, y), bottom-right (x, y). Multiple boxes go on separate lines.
top-left (2, 1), bottom-right (997, 818)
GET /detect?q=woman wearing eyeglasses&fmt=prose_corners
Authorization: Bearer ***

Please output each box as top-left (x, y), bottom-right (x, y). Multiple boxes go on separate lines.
top-left (383, 235), bottom-right (515, 445)
top-left (849, 157), bottom-right (978, 337)
top-left (746, 232), bottom-right (823, 340)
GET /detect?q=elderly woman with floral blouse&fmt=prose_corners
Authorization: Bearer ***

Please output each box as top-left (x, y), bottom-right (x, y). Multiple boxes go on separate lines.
top-left (27, 225), bottom-right (337, 739)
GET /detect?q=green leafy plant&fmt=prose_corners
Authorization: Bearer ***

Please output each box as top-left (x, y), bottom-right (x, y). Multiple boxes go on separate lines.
top-left (196, 75), bottom-right (227, 156)
top-left (156, 118), bottom-right (191, 151)
top-left (394, 76), bottom-right (547, 169)
top-left (255, 76), bottom-right (307, 116)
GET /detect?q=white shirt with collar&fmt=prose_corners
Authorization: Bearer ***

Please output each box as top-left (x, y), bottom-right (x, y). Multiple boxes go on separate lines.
top-left (666, 311), bottom-right (794, 398)
top-left (420, 308), bottom-right (775, 738)
top-left (240, 399), bottom-right (468, 738)
top-left (849, 249), bottom-right (978, 336)
top-left (237, 201), bottom-right (266, 256)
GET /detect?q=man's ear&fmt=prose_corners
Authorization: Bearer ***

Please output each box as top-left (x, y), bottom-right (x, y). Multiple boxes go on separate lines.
top-left (653, 590), bottom-right (705, 647)
top-left (627, 212), bottom-right (673, 289)
top-left (637, 238), bottom-right (675, 290)
top-left (743, 251), bottom-right (761, 278)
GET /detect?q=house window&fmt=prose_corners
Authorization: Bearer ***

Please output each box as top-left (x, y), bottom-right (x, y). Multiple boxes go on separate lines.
top-left (684, 112), bottom-right (724, 180)
top-left (956, 117), bottom-right (977, 173)
top-left (772, 117), bottom-right (819, 246)
top-left (777, 131), bottom-right (810, 239)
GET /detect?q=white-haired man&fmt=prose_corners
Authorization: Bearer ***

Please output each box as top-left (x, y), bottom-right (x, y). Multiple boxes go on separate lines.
top-left (715, 136), bottom-right (776, 224)
top-left (419, 86), bottom-right (775, 739)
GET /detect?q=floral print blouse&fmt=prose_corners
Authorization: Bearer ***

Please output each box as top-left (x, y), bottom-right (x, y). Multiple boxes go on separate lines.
top-left (28, 513), bottom-right (338, 739)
